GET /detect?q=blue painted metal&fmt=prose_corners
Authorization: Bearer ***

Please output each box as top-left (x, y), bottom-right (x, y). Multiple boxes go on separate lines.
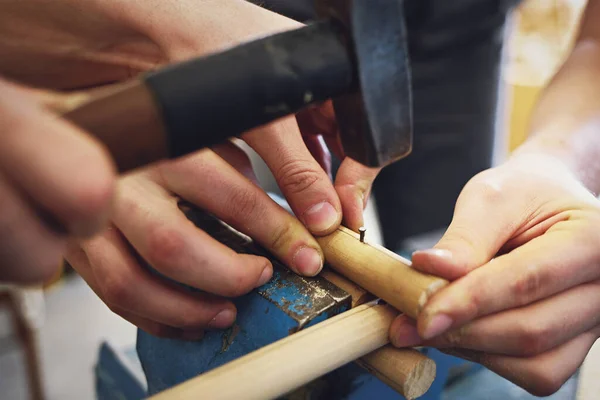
top-left (96, 343), bottom-right (146, 400)
top-left (138, 260), bottom-right (356, 395)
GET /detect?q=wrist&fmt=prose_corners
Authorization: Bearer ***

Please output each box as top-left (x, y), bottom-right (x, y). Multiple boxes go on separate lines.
top-left (510, 133), bottom-right (600, 196)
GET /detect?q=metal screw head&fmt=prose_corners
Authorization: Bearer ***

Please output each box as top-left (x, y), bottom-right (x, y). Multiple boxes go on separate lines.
top-left (358, 226), bottom-right (366, 243)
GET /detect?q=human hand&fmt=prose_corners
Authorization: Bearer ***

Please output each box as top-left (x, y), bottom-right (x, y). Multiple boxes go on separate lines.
top-left (389, 153), bottom-right (600, 396)
top-left (0, 0), bottom-right (381, 232)
top-left (64, 111), bottom-right (357, 339)
top-left (0, 78), bottom-right (115, 283)
top-left (3, 0), bottom-right (382, 336)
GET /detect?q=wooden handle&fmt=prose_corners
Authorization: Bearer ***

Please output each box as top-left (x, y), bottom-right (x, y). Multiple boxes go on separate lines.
top-left (317, 226), bottom-right (449, 319)
top-left (149, 302), bottom-right (435, 400)
top-left (62, 81), bottom-right (170, 172)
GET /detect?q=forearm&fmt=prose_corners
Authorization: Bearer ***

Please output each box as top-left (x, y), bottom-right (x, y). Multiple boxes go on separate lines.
top-left (0, 0), bottom-right (300, 89)
top-left (95, 0), bottom-right (301, 59)
top-left (513, 0), bottom-right (600, 194)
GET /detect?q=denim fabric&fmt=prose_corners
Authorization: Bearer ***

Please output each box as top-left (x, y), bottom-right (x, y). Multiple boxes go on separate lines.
top-left (373, 0), bottom-right (519, 249)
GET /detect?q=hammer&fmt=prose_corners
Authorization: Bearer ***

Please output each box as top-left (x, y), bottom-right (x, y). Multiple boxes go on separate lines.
top-left (64, 0), bottom-right (448, 396)
top-left (62, 0), bottom-right (412, 171)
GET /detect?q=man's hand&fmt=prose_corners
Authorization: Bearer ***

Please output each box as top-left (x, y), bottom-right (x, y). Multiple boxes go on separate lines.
top-left (65, 114), bottom-right (350, 339)
top-left (389, 153), bottom-right (600, 396)
top-left (0, 0), bottom-right (382, 336)
top-left (0, 0), bottom-right (381, 232)
top-left (0, 78), bottom-right (115, 283)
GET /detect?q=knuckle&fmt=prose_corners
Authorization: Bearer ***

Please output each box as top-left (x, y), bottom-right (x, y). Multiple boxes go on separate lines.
top-left (100, 271), bottom-right (131, 306)
top-left (270, 221), bottom-right (295, 252)
top-left (516, 321), bottom-right (552, 356)
top-left (275, 160), bottom-right (322, 195)
top-left (464, 171), bottom-right (505, 204)
top-left (220, 267), bottom-right (256, 297)
top-left (460, 288), bottom-right (483, 320)
top-left (65, 149), bottom-right (116, 235)
top-left (227, 187), bottom-right (260, 220)
top-left (510, 265), bottom-right (545, 306)
top-left (71, 172), bottom-right (115, 221)
top-left (527, 368), bottom-right (565, 397)
top-left (146, 225), bottom-right (185, 270)
top-left (442, 326), bottom-right (468, 347)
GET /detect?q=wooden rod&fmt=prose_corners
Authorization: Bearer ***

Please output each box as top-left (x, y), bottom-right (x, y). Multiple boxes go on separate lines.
top-left (150, 303), bottom-right (409, 400)
top-left (357, 346), bottom-right (436, 400)
top-left (319, 268), bottom-right (374, 308)
top-left (320, 268), bottom-right (436, 398)
top-left (316, 227), bottom-right (449, 319)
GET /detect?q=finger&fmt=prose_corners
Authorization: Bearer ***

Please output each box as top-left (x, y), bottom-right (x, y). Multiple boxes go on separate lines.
top-left (0, 173), bottom-right (65, 283)
top-left (116, 308), bottom-right (205, 341)
top-left (211, 141), bottom-right (259, 185)
top-left (112, 173), bottom-right (275, 294)
top-left (389, 314), bottom-right (423, 348)
top-left (158, 149), bottom-right (325, 276)
top-left (422, 280), bottom-right (600, 356)
top-left (418, 223), bottom-right (600, 339)
top-left (295, 102), bottom-right (343, 159)
top-left (66, 242), bottom-right (204, 340)
top-left (242, 116), bottom-right (342, 235)
top-left (334, 158), bottom-right (380, 231)
top-left (0, 78), bottom-right (116, 237)
top-left (411, 171), bottom-right (530, 280)
top-left (302, 135), bottom-right (332, 179)
top-left (440, 326), bottom-right (600, 397)
top-left (78, 226), bottom-right (237, 330)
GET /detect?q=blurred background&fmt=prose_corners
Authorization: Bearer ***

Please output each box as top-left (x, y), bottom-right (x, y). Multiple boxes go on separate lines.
top-left (1, 0), bottom-right (599, 399)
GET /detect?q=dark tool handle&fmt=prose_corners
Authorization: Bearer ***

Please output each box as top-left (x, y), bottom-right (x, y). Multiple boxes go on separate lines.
top-left (63, 21), bottom-right (355, 173)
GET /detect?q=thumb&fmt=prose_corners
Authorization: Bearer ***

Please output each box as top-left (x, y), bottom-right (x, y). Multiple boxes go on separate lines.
top-left (412, 173), bottom-right (520, 280)
top-left (334, 158), bottom-right (380, 232)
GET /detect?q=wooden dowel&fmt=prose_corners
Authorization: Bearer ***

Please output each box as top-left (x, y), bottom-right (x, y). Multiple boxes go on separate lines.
top-left (320, 268), bottom-right (374, 307)
top-left (150, 303), bottom-right (399, 400)
top-left (321, 269), bottom-right (436, 398)
top-left (316, 227), bottom-right (449, 319)
top-left (357, 346), bottom-right (436, 400)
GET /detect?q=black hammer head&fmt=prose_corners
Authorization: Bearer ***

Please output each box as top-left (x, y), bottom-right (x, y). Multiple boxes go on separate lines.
top-left (315, 0), bottom-right (413, 168)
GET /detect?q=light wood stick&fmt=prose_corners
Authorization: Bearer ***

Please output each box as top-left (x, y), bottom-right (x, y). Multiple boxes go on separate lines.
top-left (357, 346), bottom-right (436, 400)
top-left (316, 226), bottom-right (449, 319)
top-left (321, 269), bottom-right (436, 398)
top-left (319, 268), bottom-right (374, 307)
top-left (150, 303), bottom-right (400, 400)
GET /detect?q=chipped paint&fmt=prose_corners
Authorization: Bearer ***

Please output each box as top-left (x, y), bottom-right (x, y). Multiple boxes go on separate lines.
top-left (220, 324), bottom-right (240, 353)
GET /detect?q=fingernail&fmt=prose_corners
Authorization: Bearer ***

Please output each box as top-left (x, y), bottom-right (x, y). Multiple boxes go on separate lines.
top-left (292, 246), bottom-right (323, 276)
top-left (391, 322), bottom-right (422, 348)
top-left (422, 314), bottom-right (453, 340)
top-left (414, 248), bottom-right (453, 260)
top-left (180, 330), bottom-right (205, 341)
top-left (303, 202), bottom-right (339, 233)
top-left (257, 264), bottom-right (273, 287)
top-left (208, 308), bottom-right (236, 329)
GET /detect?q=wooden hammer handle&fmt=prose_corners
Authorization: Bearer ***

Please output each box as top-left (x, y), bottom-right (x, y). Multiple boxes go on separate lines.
top-left (317, 227), bottom-right (449, 319)
top-left (149, 303), bottom-right (435, 400)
